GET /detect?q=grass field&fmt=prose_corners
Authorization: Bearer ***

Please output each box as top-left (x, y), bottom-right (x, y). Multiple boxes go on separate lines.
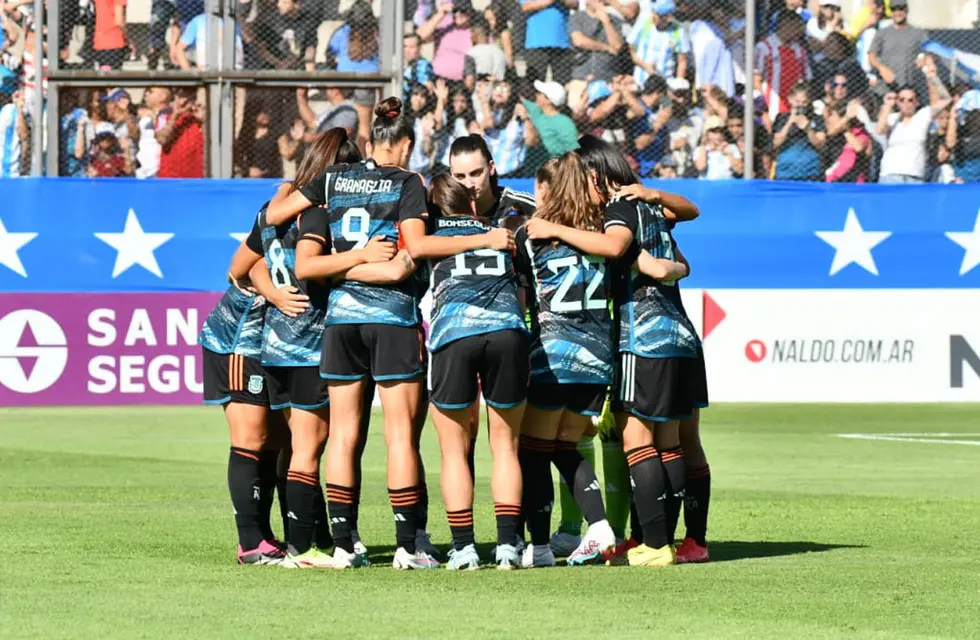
top-left (2, 405), bottom-right (979, 639)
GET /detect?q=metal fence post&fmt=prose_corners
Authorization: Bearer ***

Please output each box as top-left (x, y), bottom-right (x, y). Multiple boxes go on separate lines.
top-left (744, 0), bottom-right (756, 180)
top-left (45, 0), bottom-right (60, 177)
top-left (31, 0), bottom-right (45, 176)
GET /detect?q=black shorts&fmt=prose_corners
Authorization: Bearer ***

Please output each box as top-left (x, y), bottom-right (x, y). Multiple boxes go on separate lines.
top-left (266, 365), bottom-right (329, 411)
top-left (202, 348), bottom-right (269, 407)
top-left (612, 353), bottom-right (708, 422)
top-left (94, 47), bottom-right (128, 70)
top-left (429, 330), bottom-right (528, 410)
top-left (320, 323), bottom-right (424, 382)
top-left (528, 382), bottom-right (607, 416)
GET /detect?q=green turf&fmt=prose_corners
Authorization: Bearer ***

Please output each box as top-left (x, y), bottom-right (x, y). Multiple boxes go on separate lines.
top-left (1, 405), bottom-right (979, 639)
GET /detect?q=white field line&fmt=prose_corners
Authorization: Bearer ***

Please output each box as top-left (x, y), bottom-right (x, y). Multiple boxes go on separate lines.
top-left (836, 433), bottom-right (980, 446)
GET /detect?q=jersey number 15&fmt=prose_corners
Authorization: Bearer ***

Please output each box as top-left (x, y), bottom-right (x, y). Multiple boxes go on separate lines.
top-left (548, 255), bottom-right (605, 312)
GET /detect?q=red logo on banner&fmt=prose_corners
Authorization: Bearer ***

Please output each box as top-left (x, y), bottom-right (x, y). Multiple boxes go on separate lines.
top-left (745, 340), bottom-right (767, 363)
top-left (703, 292), bottom-right (726, 340)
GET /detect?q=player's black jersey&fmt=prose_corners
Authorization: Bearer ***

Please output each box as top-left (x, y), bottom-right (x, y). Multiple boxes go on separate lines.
top-left (515, 226), bottom-right (614, 385)
top-left (427, 211), bottom-right (526, 351)
top-left (489, 186), bottom-right (535, 224)
top-left (300, 160), bottom-right (427, 326)
top-left (258, 207), bottom-right (329, 366)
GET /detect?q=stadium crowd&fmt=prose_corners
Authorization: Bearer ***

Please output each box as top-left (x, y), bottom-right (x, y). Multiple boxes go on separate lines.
top-left (1, 0), bottom-right (978, 181)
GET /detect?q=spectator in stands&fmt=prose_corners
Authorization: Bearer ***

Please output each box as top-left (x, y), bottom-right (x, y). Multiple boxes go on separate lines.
top-left (59, 90), bottom-right (89, 177)
top-left (473, 76), bottom-right (531, 177)
top-left (88, 131), bottom-right (133, 177)
top-left (174, 7), bottom-right (244, 70)
top-left (464, 16), bottom-right (508, 91)
top-left (656, 153), bottom-right (680, 178)
top-left (825, 113), bottom-right (871, 182)
top-left (628, 0), bottom-right (690, 87)
top-left (93, 0), bottom-right (131, 70)
top-left (663, 77), bottom-right (701, 177)
top-left (768, 0), bottom-right (811, 34)
top-left (256, 0), bottom-right (317, 71)
top-left (402, 33), bottom-right (435, 104)
top-left (877, 57), bottom-right (951, 184)
top-left (623, 74), bottom-right (669, 176)
top-left (0, 89), bottom-right (27, 177)
top-left (418, 0), bottom-right (475, 83)
top-left (520, 0), bottom-right (575, 85)
top-left (946, 109), bottom-right (980, 183)
top-left (298, 86), bottom-right (358, 137)
top-left (812, 32), bottom-right (864, 94)
top-left (727, 102), bottom-right (771, 178)
top-left (772, 82), bottom-right (826, 181)
top-left (521, 79), bottom-right (578, 160)
top-left (484, 0), bottom-right (517, 68)
top-left (867, 1), bottom-right (926, 97)
top-left (689, 0), bottom-right (736, 97)
top-left (567, 0), bottom-right (626, 113)
top-left (406, 83), bottom-right (444, 177)
top-left (854, 0), bottom-right (890, 88)
top-left (328, 0), bottom-right (380, 150)
top-left (103, 89), bottom-right (139, 167)
top-left (239, 101), bottom-right (285, 178)
top-left (157, 88), bottom-right (204, 178)
top-left (437, 83), bottom-right (476, 170)
top-left (755, 10), bottom-right (810, 121)
top-left (84, 89), bottom-right (115, 139)
top-left (694, 114), bottom-right (741, 179)
top-left (135, 86), bottom-right (172, 179)
top-left (806, 0), bottom-right (847, 62)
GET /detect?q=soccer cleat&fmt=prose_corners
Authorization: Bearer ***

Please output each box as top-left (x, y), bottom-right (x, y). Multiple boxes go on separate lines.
top-left (331, 546), bottom-right (369, 569)
top-left (415, 530), bottom-right (441, 561)
top-left (238, 540), bottom-right (287, 565)
top-left (495, 543), bottom-right (521, 570)
top-left (549, 531), bottom-right (582, 558)
top-left (675, 537), bottom-right (710, 564)
top-left (603, 538), bottom-right (638, 566)
top-left (352, 540), bottom-right (371, 567)
top-left (567, 520), bottom-right (617, 566)
top-left (284, 545), bottom-right (339, 569)
top-left (392, 546), bottom-right (441, 570)
top-left (514, 538), bottom-right (526, 556)
top-left (521, 543), bottom-right (556, 568)
top-left (446, 544), bottom-right (481, 571)
top-left (627, 543), bottom-right (676, 567)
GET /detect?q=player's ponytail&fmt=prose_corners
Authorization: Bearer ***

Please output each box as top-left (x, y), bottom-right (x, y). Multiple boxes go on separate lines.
top-left (577, 134), bottom-right (639, 203)
top-left (291, 127), bottom-right (361, 192)
top-left (534, 152), bottom-right (602, 232)
top-left (370, 96), bottom-right (415, 148)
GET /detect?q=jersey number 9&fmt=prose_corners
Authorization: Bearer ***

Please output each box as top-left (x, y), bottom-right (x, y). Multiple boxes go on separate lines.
top-left (340, 208), bottom-right (371, 249)
top-left (547, 255), bottom-right (606, 312)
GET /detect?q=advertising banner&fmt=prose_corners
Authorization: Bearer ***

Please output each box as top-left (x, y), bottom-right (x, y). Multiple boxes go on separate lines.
top-left (700, 289), bottom-right (980, 402)
top-left (0, 293), bottom-right (220, 406)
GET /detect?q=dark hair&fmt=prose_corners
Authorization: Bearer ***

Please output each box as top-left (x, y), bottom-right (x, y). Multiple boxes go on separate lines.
top-left (823, 31), bottom-right (852, 60)
top-left (642, 75), bottom-right (668, 96)
top-left (535, 157), bottom-right (560, 185)
top-left (776, 8), bottom-right (803, 29)
top-left (449, 134), bottom-right (499, 191)
top-left (896, 84), bottom-right (919, 97)
top-left (292, 128), bottom-right (362, 191)
top-left (577, 135), bottom-right (639, 202)
top-left (409, 84), bottom-right (437, 117)
top-left (344, 0), bottom-right (379, 61)
top-left (790, 80), bottom-right (810, 97)
top-left (428, 173), bottom-right (474, 217)
top-left (370, 96), bottom-right (415, 147)
top-left (471, 15), bottom-right (490, 36)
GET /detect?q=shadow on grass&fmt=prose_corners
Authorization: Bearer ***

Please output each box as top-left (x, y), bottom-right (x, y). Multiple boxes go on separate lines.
top-left (708, 540), bottom-right (865, 562)
top-left (367, 542), bottom-right (503, 564)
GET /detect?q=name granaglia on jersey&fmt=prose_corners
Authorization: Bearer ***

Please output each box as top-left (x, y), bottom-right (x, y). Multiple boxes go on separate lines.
top-left (333, 177), bottom-right (395, 194)
top-left (436, 217), bottom-right (490, 230)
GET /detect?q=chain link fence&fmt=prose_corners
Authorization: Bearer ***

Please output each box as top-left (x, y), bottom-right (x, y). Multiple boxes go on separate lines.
top-left (16, 0), bottom-right (980, 180)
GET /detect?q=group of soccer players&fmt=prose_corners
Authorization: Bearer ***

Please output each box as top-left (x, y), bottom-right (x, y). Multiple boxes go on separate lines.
top-left (199, 95), bottom-right (712, 570)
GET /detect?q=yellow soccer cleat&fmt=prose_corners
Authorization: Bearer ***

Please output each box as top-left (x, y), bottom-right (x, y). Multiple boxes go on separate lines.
top-left (626, 543), bottom-right (677, 567)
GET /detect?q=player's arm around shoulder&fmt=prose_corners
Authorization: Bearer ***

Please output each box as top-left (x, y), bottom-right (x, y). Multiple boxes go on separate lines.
top-left (615, 184), bottom-right (699, 222)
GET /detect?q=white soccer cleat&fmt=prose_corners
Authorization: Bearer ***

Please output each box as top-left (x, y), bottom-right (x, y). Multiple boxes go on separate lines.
top-left (521, 543), bottom-right (556, 568)
top-left (568, 519), bottom-right (617, 566)
top-left (393, 546), bottom-right (441, 570)
top-left (549, 530), bottom-right (582, 557)
top-left (445, 544), bottom-right (481, 571)
top-left (331, 546), bottom-right (368, 569)
top-left (415, 530), bottom-right (441, 561)
top-left (495, 543), bottom-right (521, 570)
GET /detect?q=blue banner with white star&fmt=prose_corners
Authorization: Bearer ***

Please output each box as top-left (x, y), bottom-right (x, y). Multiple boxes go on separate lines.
top-left (1, 177), bottom-right (979, 291)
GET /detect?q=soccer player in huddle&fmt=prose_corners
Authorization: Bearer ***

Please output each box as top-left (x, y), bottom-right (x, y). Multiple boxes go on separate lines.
top-left (422, 173), bottom-right (526, 570)
top-left (527, 135), bottom-right (706, 567)
top-left (513, 152), bottom-right (619, 567)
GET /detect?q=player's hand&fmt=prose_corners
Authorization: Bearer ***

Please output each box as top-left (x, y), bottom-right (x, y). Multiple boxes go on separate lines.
top-left (525, 217), bottom-right (561, 241)
top-left (227, 272), bottom-right (256, 297)
top-left (268, 286), bottom-right (310, 318)
top-left (361, 235), bottom-right (398, 263)
top-left (616, 183), bottom-right (661, 204)
top-left (485, 227), bottom-right (515, 251)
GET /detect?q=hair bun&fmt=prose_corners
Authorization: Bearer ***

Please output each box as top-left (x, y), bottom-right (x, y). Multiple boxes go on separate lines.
top-left (374, 96), bottom-right (403, 120)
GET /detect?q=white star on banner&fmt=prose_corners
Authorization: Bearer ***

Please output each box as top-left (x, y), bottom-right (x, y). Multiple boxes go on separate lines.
top-left (945, 210), bottom-right (980, 276)
top-left (0, 217), bottom-right (37, 278)
top-left (94, 209), bottom-right (174, 278)
top-left (230, 232), bottom-right (249, 243)
top-left (815, 209), bottom-right (891, 276)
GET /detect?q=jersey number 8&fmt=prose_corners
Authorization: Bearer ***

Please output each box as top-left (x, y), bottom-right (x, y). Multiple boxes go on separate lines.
top-left (547, 255), bottom-right (605, 312)
top-left (267, 239), bottom-right (291, 288)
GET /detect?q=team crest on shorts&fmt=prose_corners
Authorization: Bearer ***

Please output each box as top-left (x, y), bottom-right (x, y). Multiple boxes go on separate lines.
top-left (248, 375), bottom-right (264, 395)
